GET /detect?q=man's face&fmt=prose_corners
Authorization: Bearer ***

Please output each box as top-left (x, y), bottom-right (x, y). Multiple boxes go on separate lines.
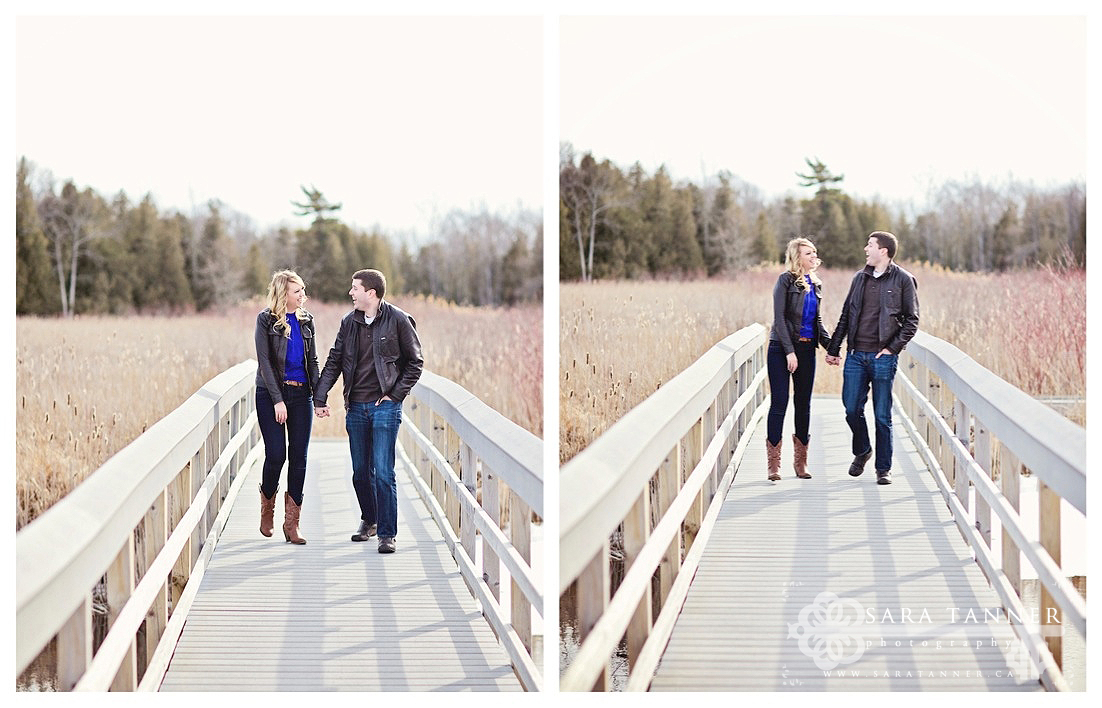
top-left (864, 237), bottom-right (889, 268)
top-left (349, 279), bottom-right (378, 313)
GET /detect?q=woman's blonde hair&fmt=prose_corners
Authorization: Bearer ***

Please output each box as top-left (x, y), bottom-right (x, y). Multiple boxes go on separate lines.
top-left (784, 237), bottom-right (822, 290)
top-left (266, 270), bottom-right (306, 338)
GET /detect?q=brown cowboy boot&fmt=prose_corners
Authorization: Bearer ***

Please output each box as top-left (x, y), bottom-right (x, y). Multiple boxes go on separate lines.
top-left (282, 492), bottom-right (306, 545)
top-left (259, 485), bottom-right (277, 537)
top-left (766, 439), bottom-right (782, 481)
top-left (792, 434), bottom-right (812, 479)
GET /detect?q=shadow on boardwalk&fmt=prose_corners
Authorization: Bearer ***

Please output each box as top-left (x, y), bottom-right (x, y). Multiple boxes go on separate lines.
top-left (160, 440), bottom-right (521, 691)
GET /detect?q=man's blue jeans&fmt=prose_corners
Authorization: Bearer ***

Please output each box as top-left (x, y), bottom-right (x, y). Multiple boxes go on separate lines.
top-left (841, 351), bottom-right (898, 472)
top-left (346, 400), bottom-right (403, 539)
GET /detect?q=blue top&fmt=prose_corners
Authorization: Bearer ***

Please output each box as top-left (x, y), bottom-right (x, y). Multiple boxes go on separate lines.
top-left (798, 275), bottom-right (818, 339)
top-left (284, 314), bottom-right (307, 383)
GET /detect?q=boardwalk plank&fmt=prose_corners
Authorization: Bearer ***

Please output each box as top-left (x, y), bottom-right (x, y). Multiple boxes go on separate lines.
top-left (159, 440), bottom-right (521, 691)
top-left (648, 396), bottom-right (1042, 692)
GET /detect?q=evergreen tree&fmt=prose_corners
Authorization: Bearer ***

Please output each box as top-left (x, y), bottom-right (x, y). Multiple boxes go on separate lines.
top-left (243, 240), bottom-right (270, 298)
top-left (154, 213), bottom-right (194, 308)
top-left (670, 188), bottom-right (702, 274)
top-left (291, 184), bottom-right (343, 222)
top-left (120, 193), bottom-right (162, 309)
top-left (16, 157), bottom-right (60, 314)
top-left (991, 204), bottom-right (1021, 271)
top-left (796, 157), bottom-right (844, 194)
top-left (193, 201), bottom-right (241, 310)
top-left (754, 212), bottom-right (778, 265)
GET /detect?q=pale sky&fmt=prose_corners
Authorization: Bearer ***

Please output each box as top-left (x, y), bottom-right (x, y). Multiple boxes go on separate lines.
top-left (16, 14), bottom-right (543, 238)
top-left (561, 15), bottom-right (1087, 210)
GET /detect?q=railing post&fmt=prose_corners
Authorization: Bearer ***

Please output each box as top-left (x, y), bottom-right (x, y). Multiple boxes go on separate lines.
top-left (1039, 480), bottom-right (1063, 669)
top-left (105, 535), bottom-right (137, 690)
top-left (954, 399), bottom-right (970, 513)
top-left (447, 425), bottom-right (461, 536)
top-left (460, 443), bottom-right (477, 563)
top-left (973, 423), bottom-right (992, 547)
top-left (684, 421), bottom-right (704, 550)
top-left (576, 544), bottom-right (611, 691)
top-left (656, 449), bottom-right (682, 605)
top-left (189, 452), bottom-right (204, 562)
top-left (509, 493), bottom-right (533, 655)
top-left (484, 465), bottom-right (501, 602)
top-left (1000, 443), bottom-right (1022, 596)
top-left (143, 490), bottom-right (168, 668)
top-left (915, 358), bottom-right (930, 446)
top-left (416, 401), bottom-right (431, 484)
top-left (622, 487), bottom-right (652, 667)
top-left (431, 411), bottom-right (447, 508)
top-left (57, 595), bottom-right (92, 691)
top-left (171, 464), bottom-right (193, 614)
top-left (703, 401), bottom-right (717, 502)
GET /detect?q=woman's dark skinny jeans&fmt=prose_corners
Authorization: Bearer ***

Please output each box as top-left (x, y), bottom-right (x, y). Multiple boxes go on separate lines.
top-left (766, 340), bottom-right (816, 446)
top-left (256, 384), bottom-right (313, 505)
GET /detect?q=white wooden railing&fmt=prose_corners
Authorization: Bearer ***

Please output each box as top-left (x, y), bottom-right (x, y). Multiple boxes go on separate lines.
top-left (18, 363), bottom-right (544, 693)
top-left (398, 371), bottom-right (544, 691)
top-left (16, 361), bottom-right (262, 691)
top-left (560, 325), bottom-right (1086, 692)
top-left (559, 324), bottom-right (769, 691)
top-left (894, 331), bottom-right (1086, 692)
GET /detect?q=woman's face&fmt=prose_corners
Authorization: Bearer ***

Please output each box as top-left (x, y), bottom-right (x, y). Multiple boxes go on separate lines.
top-left (285, 280), bottom-right (307, 312)
top-left (798, 245), bottom-right (819, 272)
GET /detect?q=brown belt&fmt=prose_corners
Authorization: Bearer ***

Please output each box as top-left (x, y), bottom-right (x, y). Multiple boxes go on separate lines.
top-left (283, 380), bottom-right (305, 387)
top-left (797, 337), bottom-right (813, 342)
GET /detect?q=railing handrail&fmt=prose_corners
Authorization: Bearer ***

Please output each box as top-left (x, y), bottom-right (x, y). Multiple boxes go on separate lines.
top-left (16, 360), bottom-right (258, 676)
top-left (905, 331), bottom-right (1085, 512)
top-left (895, 331), bottom-right (1086, 691)
top-left (402, 371), bottom-right (544, 690)
top-left (560, 324), bottom-right (767, 593)
top-left (411, 371), bottom-right (543, 513)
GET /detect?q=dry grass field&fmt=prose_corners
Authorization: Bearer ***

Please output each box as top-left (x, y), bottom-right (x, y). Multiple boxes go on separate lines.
top-left (16, 296), bottom-right (541, 529)
top-left (560, 265), bottom-right (1085, 463)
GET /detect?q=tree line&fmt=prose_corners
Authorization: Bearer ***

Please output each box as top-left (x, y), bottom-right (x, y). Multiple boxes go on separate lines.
top-left (559, 144), bottom-right (1086, 281)
top-left (16, 157), bottom-right (542, 317)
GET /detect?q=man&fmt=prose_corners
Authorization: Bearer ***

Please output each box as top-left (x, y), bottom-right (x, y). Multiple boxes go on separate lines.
top-left (314, 269), bottom-right (423, 553)
top-left (825, 232), bottom-right (919, 485)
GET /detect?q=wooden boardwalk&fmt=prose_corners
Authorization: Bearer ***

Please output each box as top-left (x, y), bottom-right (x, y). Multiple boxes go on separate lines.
top-left (650, 395), bottom-right (1042, 691)
top-left (159, 439), bottom-right (521, 691)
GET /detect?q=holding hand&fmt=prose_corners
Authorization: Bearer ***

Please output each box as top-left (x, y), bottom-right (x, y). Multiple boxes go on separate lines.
top-left (315, 406), bottom-right (330, 419)
top-left (824, 354), bottom-right (841, 366)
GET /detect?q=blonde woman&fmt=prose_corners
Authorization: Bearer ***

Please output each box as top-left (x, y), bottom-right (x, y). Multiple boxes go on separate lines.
top-left (766, 238), bottom-right (831, 481)
top-left (254, 270), bottom-right (319, 544)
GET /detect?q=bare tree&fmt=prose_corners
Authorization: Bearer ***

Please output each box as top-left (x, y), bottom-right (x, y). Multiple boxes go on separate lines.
top-left (560, 143), bottom-right (622, 282)
top-left (37, 181), bottom-right (105, 317)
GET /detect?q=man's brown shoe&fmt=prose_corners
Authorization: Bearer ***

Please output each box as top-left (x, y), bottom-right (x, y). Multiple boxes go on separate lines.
top-left (848, 450), bottom-right (872, 477)
top-left (351, 520), bottom-right (377, 542)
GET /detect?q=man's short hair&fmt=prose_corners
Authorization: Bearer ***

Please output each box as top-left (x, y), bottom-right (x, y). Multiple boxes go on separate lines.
top-left (353, 269), bottom-right (386, 299)
top-left (870, 231), bottom-right (898, 259)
